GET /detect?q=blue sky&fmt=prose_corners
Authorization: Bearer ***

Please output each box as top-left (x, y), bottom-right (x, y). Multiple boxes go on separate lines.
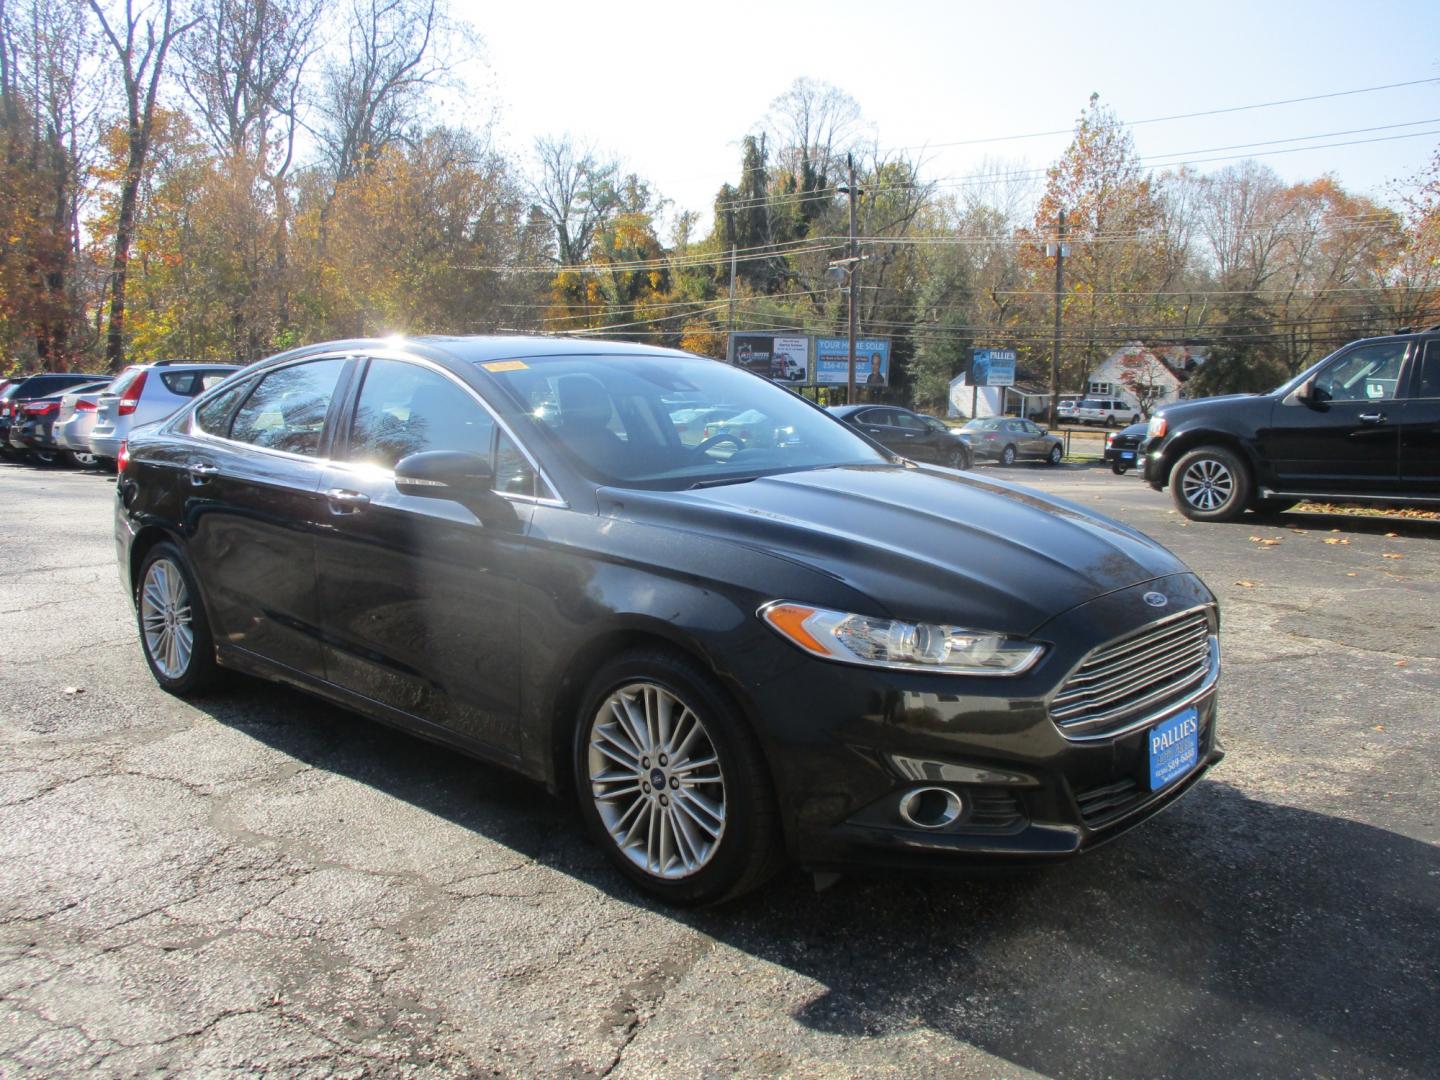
top-left (460, 0), bottom-right (1440, 224)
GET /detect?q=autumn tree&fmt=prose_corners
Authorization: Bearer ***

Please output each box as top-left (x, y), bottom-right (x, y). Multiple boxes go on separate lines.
top-left (87, 0), bottom-right (199, 366)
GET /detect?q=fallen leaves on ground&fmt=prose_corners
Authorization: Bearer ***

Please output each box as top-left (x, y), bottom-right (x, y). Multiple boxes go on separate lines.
top-left (1382, 553), bottom-right (1405, 559)
top-left (1324, 537), bottom-right (1350, 545)
top-left (1234, 580), bottom-right (1257, 588)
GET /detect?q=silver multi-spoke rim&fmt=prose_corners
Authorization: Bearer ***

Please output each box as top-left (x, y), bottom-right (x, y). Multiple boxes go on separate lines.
top-left (587, 682), bottom-right (727, 880)
top-left (1181, 458), bottom-right (1234, 511)
top-left (140, 559), bottom-right (194, 679)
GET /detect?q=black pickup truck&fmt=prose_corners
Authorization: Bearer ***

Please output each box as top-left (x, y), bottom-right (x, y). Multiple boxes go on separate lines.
top-left (1142, 329), bottom-right (1440, 521)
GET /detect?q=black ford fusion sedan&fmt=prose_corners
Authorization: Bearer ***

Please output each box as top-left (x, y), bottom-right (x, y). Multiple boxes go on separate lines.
top-left (116, 337), bottom-right (1223, 904)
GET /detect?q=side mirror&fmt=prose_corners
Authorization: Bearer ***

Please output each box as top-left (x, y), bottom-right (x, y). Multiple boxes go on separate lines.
top-left (1293, 375), bottom-right (1320, 406)
top-left (394, 450), bottom-right (495, 501)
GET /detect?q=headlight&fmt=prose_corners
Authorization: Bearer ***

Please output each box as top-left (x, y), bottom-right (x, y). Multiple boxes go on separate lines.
top-left (759, 602), bottom-right (1044, 676)
top-left (1147, 414), bottom-right (1167, 439)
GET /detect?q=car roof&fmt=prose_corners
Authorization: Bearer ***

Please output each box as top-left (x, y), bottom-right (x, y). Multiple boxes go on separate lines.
top-left (257, 334), bottom-right (700, 376)
top-left (141, 362), bottom-right (243, 372)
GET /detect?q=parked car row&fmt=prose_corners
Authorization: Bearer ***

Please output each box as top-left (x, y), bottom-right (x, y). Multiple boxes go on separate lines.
top-left (0, 361), bottom-right (239, 468)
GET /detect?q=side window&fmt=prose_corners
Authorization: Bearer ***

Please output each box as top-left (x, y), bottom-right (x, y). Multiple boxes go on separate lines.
top-left (1314, 343), bottom-right (1406, 403)
top-left (199, 372), bottom-right (233, 391)
top-left (194, 380), bottom-right (252, 436)
top-left (494, 432), bottom-right (536, 496)
top-left (348, 358), bottom-right (495, 470)
top-left (230, 359), bottom-right (346, 456)
top-left (1414, 342), bottom-right (1440, 398)
top-left (892, 412), bottom-right (926, 431)
top-left (160, 371), bottom-right (202, 395)
top-left (857, 408), bottom-right (890, 426)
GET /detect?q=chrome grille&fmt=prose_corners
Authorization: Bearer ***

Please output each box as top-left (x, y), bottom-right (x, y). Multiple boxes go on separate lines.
top-left (1051, 607), bottom-right (1215, 737)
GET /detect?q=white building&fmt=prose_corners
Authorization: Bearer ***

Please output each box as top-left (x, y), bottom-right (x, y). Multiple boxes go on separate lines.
top-left (1082, 343), bottom-right (1206, 415)
top-left (947, 375), bottom-right (1052, 420)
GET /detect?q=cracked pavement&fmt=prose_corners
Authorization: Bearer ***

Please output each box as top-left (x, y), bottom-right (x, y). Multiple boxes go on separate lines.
top-left (0, 461), bottom-right (1436, 1078)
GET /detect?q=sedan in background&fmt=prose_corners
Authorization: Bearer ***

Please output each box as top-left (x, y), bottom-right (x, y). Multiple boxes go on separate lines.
top-left (828, 405), bottom-right (972, 469)
top-left (89, 362), bottom-right (241, 465)
top-left (0, 372), bottom-right (106, 457)
top-left (1105, 422), bottom-right (1149, 475)
top-left (961, 417), bottom-right (1065, 466)
top-left (55, 382), bottom-right (116, 466)
top-left (117, 336), bottom-right (1221, 905)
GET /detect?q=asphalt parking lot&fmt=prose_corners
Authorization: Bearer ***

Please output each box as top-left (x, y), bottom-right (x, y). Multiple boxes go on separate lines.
top-left (1, 461), bottom-right (1436, 1078)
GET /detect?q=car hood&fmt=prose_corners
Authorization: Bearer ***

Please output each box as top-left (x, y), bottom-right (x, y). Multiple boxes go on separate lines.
top-left (603, 464), bottom-right (1194, 636)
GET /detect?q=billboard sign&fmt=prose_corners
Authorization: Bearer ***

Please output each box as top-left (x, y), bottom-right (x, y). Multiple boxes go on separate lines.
top-left (814, 337), bottom-right (890, 387)
top-left (728, 333), bottom-right (810, 384)
top-left (972, 348), bottom-right (1016, 387)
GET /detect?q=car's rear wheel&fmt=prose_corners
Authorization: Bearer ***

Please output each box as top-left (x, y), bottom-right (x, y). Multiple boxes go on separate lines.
top-left (30, 448), bottom-right (62, 467)
top-left (1047, 445), bottom-right (1063, 466)
top-left (136, 543), bottom-right (221, 695)
top-left (67, 451), bottom-right (99, 468)
top-left (1171, 446), bottom-right (1252, 522)
top-left (1112, 461), bottom-right (1129, 475)
top-left (999, 445), bottom-right (1017, 466)
top-left (573, 649), bottom-right (783, 905)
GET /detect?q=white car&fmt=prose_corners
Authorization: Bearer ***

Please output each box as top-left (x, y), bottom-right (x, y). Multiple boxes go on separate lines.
top-left (1074, 397), bottom-right (1142, 427)
top-left (89, 361), bottom-right (241, 464)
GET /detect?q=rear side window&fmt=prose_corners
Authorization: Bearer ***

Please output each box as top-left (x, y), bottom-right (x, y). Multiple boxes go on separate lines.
top-left (1414, 342), bottom-right (1440, 398)
top-left (347, 358), bottom-right (496, 470)
top-left (160, 369), bottom-right (236, 396)
top-left (230, 360), bottom-right (346, 456)
top-left (194, 380), bottom-right (252, 436)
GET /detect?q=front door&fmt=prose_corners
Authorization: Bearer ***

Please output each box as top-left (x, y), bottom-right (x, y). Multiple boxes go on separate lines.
top-left (184, 356), bottom-right (353, 678)
top-left (1260, 340), bottom-right (1407, 494)
top-left (1400, 339), bottom-right (1440, 495)
top-left (313, 356), bottom-right (535, 757)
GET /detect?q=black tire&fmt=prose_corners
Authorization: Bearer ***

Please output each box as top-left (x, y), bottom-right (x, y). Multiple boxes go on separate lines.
top-left (1251, 497), bottom-right (1299, 517)
top-left (135, 542), bottom-right (222, 695)
top-left (1047, 445), bottom-right (1063, 466)
top-left (999, 444), bottom-right (1017, 466)
top-left (1130, 415), bottom-right (1142, 425)
top-left (30, 448), bottom-right (64, 467)
top-left (1169, 446), bottom-right (1252, 522)
top-left (946, 445), bottom-right (970, 470)
top-left (1112, 461), bottom-right (1129, 475)
top-left (572, 648), bottom-right (785, 906)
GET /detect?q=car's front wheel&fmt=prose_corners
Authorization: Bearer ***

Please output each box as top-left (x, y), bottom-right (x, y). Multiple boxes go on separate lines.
top-left (1047, 445), bottom-right (1063, 466)
top-left (574, 649), bottom-right (783, 905)
top-left (947, 445), bottom-right (970, 470)
top-left (1170, 446), bottom-right (1252, 522)
top-left (136, 543), bottom-right (221, 695)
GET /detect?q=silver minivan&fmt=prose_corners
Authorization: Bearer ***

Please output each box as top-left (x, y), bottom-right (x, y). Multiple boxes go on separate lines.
top-left (89, 362), bottom-right (241, 463)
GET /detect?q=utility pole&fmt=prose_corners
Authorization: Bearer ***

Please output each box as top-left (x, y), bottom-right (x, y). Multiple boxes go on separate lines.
top-left (846, 153), bottom-right (860, 405)
top-left (727, 246), bottom-right (737, 332)
top-left (1049, 208), bottom-right (1066, 425)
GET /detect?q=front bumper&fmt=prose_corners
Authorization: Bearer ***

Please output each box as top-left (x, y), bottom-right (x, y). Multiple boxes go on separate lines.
top-left (740, 575), bottom-right (1223, 873)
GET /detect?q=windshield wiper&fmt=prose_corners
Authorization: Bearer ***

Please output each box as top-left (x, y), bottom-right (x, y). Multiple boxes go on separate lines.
top-left (687, 475), bottom-right (759, 490)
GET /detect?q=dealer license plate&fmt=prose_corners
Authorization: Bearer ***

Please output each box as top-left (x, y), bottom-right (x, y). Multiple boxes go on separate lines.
top-left (1120, 450), bottom-right (1136, 460)
top-left (1147, 707), bottom-right (1199, 791)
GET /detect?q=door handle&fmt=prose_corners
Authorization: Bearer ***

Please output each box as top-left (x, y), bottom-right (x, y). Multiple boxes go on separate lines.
top-left (187, 461), bottom-right (219, 484)
top-left (1357, 412), bottom-right (1387, 424)
top-left (325, 488), bottom-right (370, 513)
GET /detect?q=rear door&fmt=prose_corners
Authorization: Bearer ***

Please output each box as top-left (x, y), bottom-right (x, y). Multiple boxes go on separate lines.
top-left (1261, 340), bottom-right (1407, 494)
top-left (1400, 339), bottom-right (1440, 494)
top-left (183, 356), bottom-right (354, 678)
top-left (312, 355), bottom-right (536, 756)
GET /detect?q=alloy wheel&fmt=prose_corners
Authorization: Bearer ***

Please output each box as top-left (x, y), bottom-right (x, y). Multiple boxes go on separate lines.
top-left (140, 558), bottom-right (194, 679)
top-left (1181, 457), bottom-right (1234, 512)
top-left (587, 681), bottom-right (727, 880)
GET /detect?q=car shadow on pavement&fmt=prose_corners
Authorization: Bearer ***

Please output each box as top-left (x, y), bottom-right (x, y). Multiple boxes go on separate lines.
top-left (1253, 509), bottom-right (1440, 539)
top-left (189, 683), bottom-right (1438, 1080)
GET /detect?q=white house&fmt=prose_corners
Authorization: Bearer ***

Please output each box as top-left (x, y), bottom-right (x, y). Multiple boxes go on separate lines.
top-left (947, 374), bottom-right (1052, 420)
top-left (1082, 343), bottom-right (1206, 415)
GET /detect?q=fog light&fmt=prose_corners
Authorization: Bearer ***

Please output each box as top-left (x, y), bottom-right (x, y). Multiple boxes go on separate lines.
top-left (898, 787), bottom-right (964, 830)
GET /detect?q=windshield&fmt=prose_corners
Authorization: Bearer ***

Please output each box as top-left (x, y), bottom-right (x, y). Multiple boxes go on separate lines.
top-left (962, 418), bottom-right (1002, 431)
top-left (477, 353), bottom-right (888, 489)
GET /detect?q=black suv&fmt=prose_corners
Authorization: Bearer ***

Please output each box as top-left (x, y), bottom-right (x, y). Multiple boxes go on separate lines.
top-left (1143, 330), bottom-right (1440, 521)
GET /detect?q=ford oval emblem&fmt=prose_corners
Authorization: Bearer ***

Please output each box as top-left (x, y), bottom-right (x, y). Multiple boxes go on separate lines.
top-left (1143, 591), bottom-right (1169, 608)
